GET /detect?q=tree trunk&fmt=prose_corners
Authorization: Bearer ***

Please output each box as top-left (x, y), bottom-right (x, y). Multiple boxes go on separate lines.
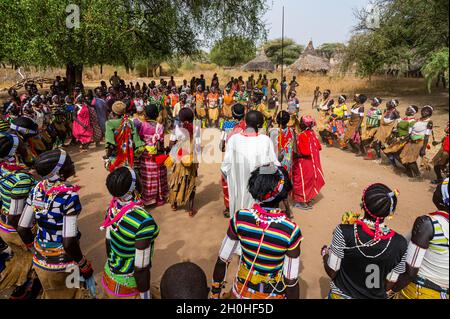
top-left (66, 62), bottom-right (83, 94)
top-left (125, 61), bottom-right (130, 74)
top-left (100, 64), bottom-right (103, 75)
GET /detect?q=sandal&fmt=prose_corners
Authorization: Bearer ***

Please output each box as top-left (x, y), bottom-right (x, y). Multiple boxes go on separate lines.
top-left (188, 209), bottom-right (197, 217)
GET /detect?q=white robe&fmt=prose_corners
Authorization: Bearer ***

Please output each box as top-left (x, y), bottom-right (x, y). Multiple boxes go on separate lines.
top-left (221, 133), bottom-right (280, 217)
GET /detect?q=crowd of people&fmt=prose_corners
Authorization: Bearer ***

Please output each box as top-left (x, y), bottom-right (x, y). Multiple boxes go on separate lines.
top-left (0, 71), bottom-right (448, 300)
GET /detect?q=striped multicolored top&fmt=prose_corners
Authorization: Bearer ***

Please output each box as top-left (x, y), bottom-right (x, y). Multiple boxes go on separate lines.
top-left (107, 205), bottom-right (159, 275)
top-left (0, 166), bottom-right (35, 224)
top-left (0, 119), bottom-right (10, 132)
top-left (365, 108), bottom-right (382, 128)
top-left (230, 208), bottom-right (302, 275)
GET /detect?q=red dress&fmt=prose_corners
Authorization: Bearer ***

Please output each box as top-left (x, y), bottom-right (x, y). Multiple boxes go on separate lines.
top-left (292, 129), bottom-right (325, 203)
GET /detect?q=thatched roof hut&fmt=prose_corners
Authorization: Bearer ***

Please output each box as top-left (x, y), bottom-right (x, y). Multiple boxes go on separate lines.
top-left (290, 41), bottom-right (330, 74)
top-left (242, 49), bottom-right (275, 72)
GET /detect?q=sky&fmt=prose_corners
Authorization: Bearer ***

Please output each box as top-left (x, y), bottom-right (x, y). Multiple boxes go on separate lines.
top-left (264, 0), bottom-right (371, 46)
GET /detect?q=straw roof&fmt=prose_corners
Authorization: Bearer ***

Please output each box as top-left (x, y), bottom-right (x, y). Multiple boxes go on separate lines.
top-left (242, 49), bottom-right (276, 72)
top-left (290, 40), bottom-right (330, 73)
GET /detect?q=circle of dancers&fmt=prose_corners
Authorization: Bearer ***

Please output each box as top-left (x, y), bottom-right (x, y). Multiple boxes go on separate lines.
top-left (0, 73), bottom-right (448, 299)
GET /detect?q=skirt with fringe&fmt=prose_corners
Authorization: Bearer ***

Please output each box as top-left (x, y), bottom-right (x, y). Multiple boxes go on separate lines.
top-left (400, 140), bottom-right (424, 164)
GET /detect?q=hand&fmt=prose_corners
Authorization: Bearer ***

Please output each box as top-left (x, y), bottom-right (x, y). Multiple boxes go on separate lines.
top-left (420, 148), bottom-right (426, 157)
top-left (321, 245), bottom-right (329, 257)
top-left (78, 257), bottom-right (94, 280)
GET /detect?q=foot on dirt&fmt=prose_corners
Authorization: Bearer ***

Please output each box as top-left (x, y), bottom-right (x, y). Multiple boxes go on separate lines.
top-left (294, 202), bottom-right (313, 210)
top-left (223, 209), bottom-right (230, 218)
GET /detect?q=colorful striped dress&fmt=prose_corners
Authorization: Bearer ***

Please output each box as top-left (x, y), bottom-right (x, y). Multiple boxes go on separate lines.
top-left (229, 207), bottom-right (302, 299)
top-left (102, 203), bottom-right (159, 298)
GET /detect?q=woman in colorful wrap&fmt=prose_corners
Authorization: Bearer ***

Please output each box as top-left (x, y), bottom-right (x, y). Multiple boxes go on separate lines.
top-left (137, 104), bottom-right (168, 207)
top-left (104, 101), bottom-right (144, 172)
top-left (168, 108), bottom-right (199, 217)
top-left (287, 91), bottom-right (301, 133)
top-left (211, 165), bottom-right (302, 299)
top-left (292, 116), bottom-right (325, 211)
top-left (392, 179), bottom-right (449, 299)
top-left (343, 94), bottom-right (367, 153)
top-left (234, 85), bottom-right (250, 109)
top-left (222, 86), bottom-right (235, 120)
top-left (328, 95), bottom-right (349, 148)
top-left (219, 104), bottom-right (247, 218)
top-left (257, 89), bottom-right (279, 131)
top-left (86, 93), bottom-right (103, 147)
top-left (206, 86), bottom-right (221, 128)
top-left (322, 183), bottom-right (407, 299)
top-left (72, 94), bottom-right (93, 152)
top-left (431, 122), bottom-right (449, 185)
top-left (360, 97), bottom-right (383, 158)
top-left (8, 117), bottom-right (40, 168)
top-left (400, 105), bottom-right (434, 178)
top-left (384, 105), bottom-right (419, 167)
top-left (316, 89), bottom-right (334, 143)
top-left (0, 131), bottom-right (41, 299)
top-left (17, 149), bottom-right (95, 299)
top-left (372, 99), bottom-right (401, 159)
top-left (100, 167), bottom-right (159, 299)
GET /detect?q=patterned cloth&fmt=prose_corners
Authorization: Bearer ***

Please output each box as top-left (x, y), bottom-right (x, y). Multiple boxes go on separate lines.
top-left (229, 208), bottom-right (302, 274)
top-left (106, 204), bottom-right (159, 275)
top-left (27, 181), bottom-right (81, 271)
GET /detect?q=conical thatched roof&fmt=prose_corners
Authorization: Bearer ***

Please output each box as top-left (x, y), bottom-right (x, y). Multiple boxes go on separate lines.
top-left (290, 40), bottom-right (330, 73)
top-left (242, 49), bottom-right (275, 72)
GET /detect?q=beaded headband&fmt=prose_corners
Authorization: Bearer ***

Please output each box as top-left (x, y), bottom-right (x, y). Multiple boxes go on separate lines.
top-left (373, 97), bottom-right (381, 105)
top-left (362, 184), bottom-right (399, 219)
top-left (10, 123), bottom-right (37, 136)
top-left (260, 167), bottom-right (285, 203)
top-left (0, 132), bottom-right (19, 162)
top-left (44, 150), bottom-right (67, 181)
top-left (127, 167), bottom-right (137, 195)
top-left (339, 95), bottom-right (347, 101)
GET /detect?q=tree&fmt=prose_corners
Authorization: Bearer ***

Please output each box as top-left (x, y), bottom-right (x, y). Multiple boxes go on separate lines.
top-left (209, 37), bottom-right (256, 67)
top-left (264, 38), bottom-right (304, 67)
top-left (422, 48), bottom-right (449, 92)
top-left (0, 0), bottom-right (267, 91)
top-left (317, 43), bottom-right (346, 60)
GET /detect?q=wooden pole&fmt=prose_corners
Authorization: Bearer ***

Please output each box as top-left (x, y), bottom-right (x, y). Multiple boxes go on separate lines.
top-left (280, 5), bottom-right (285, 109)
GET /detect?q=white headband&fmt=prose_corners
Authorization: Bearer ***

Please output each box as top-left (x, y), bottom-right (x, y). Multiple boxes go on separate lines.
top-left (10, 123), bottom-right (37, 136)
top-left (44, 149), bottom-right (67, 181)
top-left (0, 133), bottom-right (19, 162)
top-left (128, 167), bottom-right (137, 194)
top-left (407, 106), bottom-right (417, 115)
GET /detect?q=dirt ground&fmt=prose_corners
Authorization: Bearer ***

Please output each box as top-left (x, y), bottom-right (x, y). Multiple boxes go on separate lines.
top-left (1, 90), bottom-right (448, 299)
top-left (70, 92), bottom-right (448, 299)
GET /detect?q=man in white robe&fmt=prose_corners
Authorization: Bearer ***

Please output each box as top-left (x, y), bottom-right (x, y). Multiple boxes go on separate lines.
top-left (221, 111), bottom-right (280, 218)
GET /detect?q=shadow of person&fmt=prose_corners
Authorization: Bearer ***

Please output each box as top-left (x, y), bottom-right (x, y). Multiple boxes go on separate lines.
top-left (299, 261), bottom-right (309, 299)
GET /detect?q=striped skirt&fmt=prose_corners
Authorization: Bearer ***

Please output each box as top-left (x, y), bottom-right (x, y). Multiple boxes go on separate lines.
top-left (139, 154), bottom-right (168, 206)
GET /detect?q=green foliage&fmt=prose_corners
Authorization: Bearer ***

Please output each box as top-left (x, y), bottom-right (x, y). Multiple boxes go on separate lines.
top-left (422, 48), bottom-right (449, 93)
top-left (209, 37), bottom-right (256, 67)
top-left (263, 38), bottom-right (304, 66)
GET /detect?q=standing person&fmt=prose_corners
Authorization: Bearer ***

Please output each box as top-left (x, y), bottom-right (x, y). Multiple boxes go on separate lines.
top-left (281, 76), bottom-right (288, 102)
top-left (199, 74), bottom-right (206, 92)
top-left (292, 116), bottom-right (325, 210)
top-left (211, 165), bottom-right (302, 300)
top-left (322, 183), bottom-right (406, 299)
top-left (360, 97), bottom-right (383, 158)
top-left (219, 104), bottom-right (247, 218)
top-left (392, 179), bottom-right (449, 299)
top-left (312, 86), bottom-right (321, 109)
top-left (221, 111), bottom-right (280, 218)
top-left (372, 99), bottom-right (401, 159)
top-left (137, 104), bottom-right (168, 207)
top-left (0, 132), bottom-right (40, 299)
top-left (72, 94), bottom-right (93, 152)
top-left (258, 89), bottom-right (279, 130)
top-left (431, 122), bottom-right (449, 185)
top-left (287, 91), bottom-right (300, 133)
top-left (316, 90), bottom-right (334, 144)
top-left (234, 85), bottom-right (249, 109)
top-left (100, 167), bottom-right (159, 299)
top-left (17, 150), bottom-right (95, 299)
top-left (328, 95), bottom-right (349, 148)
top-left (222, 86), bottom-right (235, 120)
top-left (104, 101), bottom-right (144, 172)
top-left (109, 71), bottom-right (121, 90)
top-left (92, 88), bottom-right (109, 135)
top-left (194, 85), bottom-right (207, 128)
top-left (400, 105), bottom-right (434, 178)
top-left (384, 105), bottom-right (418, 167)
top-left (206, 86), bottom-right (220, 128)
top-left (261, 75), bottom-right (269, 97)
top-left (167, 108), bottom-right (199, 217)
top-left (343, 94), bottom-right (367, 153)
